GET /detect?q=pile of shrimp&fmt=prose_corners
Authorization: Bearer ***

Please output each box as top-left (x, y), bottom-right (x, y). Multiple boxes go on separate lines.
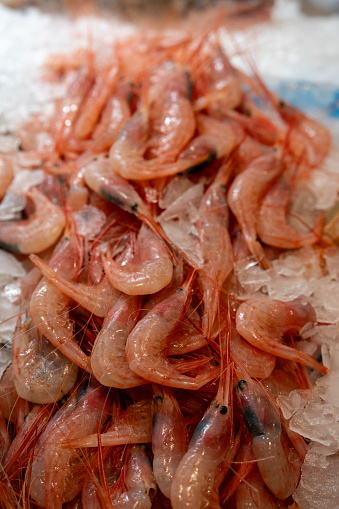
top-left (0, 22), bottom-right (335, 509)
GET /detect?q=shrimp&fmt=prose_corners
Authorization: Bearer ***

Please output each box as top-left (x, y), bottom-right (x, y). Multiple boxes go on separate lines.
top-left (111, 444), bottom-right (157, 509)
top-left (0, 156), bottom-right (13, 199)
top-left (236, 378), bottom-right (302, 500)
top-left (29, 254), bottom-right (119, 317)
top-left (256, 170), bottom-right (324, 249)
top-left (126, 270), bottom-right (220, 390)
top-left (197, 158), bottom-right (234, 337)
top-left (64, 399), bottom-right (153, 449)
top-left (0, 188), bottom-right (65, 254)
top-left (102, 224), bottom-right (173, 295)
top-left (0, 406), bottom-right (10, 461)
top-left (91, 293), bottom-right (143, 388)
top-left (227, 152), bottom-right (282, 269)
top-left (11, 316), bottom-right (78, 404)
top-left (235, 466), bottom-right (288, 509)
top-left (0, 366), bottom-right (19, 424)
top-left (167, 306), bottom-right (207, 355)
top-left (72, 63), bottom-right (119, 140)
top-left (29, 379), bottom-right (110, 509)
top-left (30, 235), bottom-right (93, 373)
top-left (170, 364), bottom-right (234, 508)
top-left (152, 385), bottom-right (189, 498)
top-left (236, 298), bottom-right (328, 374)
top-left (108, 108), bottom-right (215, 180)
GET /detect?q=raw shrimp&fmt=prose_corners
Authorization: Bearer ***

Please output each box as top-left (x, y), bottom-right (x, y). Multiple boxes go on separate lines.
top-left (196, 114), bottom-right (242, 160)
top-left (90, 293), bottom-right (143, 388)
top-left (236, 298), bottom-right (328, 374)
top-left (90, 92), bottom-right (131, 150)
top-left (11, 316), bottom-right (78, 404)
top-left (108, 108), bottom-right (215, 180)
top-left (110, 444), bottom-right (157, 509)
top-left (197, 158), bottom-right (234, 337)
top-left (0, 366), bottom-right (19, 424)
top-left (0, 406), bottom-right (10, 460)
top-left (152, 385), bottom-right (189, 498)
top-left (227, 152), bottom-right (282, 269)
top-left (167, 306), bottom-right (207, 355)
top-left (72, 63), bottom-right (119, 140)
top-left (235, 466), bottom-right (288, 509)
top-left (64, 399), bottom-right (153, 448)
top-left (30, 254), bottom-right (119, 317)
top-left (102, 224), bottom-right (173, 295)
top-left (0, 156), bottom-right (13, 199)
top-left (29, 379), bottom-right (110, 509)
top-left (0, 188), bottom-right (65, 254)
top-left (256, 171), bottom-right (324, 249)
top-left (30, 235), bottom-right (93, 373)
top-left (170, 365), bottom-right (234, 508)
top-left (236, 378), bottom-right (302, 500)
top-left (126, 270), bottom-right (220, 390)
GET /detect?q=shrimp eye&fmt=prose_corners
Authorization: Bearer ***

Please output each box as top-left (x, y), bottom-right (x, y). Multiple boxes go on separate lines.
top-left (215, 403), bottom-right (220, 408)
top-left (279, 99), bottom-right (285, 108)
top-left (177, 288), bottom-right (183, 292)
top-left (131, 203), bottom-right (138, 212)
top-left (237, 380), bottom-right (247, 391)
top-left (220, 406), bottom-right (228, 415)
top-left (155, 395), bottom-right (163, 405)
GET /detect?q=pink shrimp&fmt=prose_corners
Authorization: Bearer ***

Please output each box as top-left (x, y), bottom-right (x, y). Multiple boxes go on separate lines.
top-left (0, 156), bottom-right (13, 199)
top-left (227, 152), bottom-right (282, 268)
top-left (29, 235), bottom-right (93, 373)
top-left (170, 364), bottom-right (234, 508)
top-left (30, 254), bottom-right (119, 317)
top-left (29, 379), bottom-right (110, 509)
top-left (197, 158), bottom-right (234, 337)
top-left (64, 399), bottom-right (153, 449)
top-left (0, 188), bottom-right (65, 254)
top-left (257, 170), bottom-right (324, 249)
top-left (72, 63), bottom-right (119, 140)
top-left (195, 114), bottom-right (242, 160)
top-left (236, 378), bottom-right (302, 500)
top-left (152, 385), bottom-right (189, 498)
top-left (90, 293), bottom-right (143, 388)
top-left (235, 466), bottom-right (289, 508)
top-left (167, 306), bottom-right (207, 355)
top-left (0, 406), bottom-right (10, 461)
top-left (11, 316), bottom-right (78, 404)
top-left (0, 366), bottom-right (19, 424)
top-left (236, 298), bottom-right (328, 374)
top-left (102, 224), bottom-right (173, 295)
top-left (126, 270), bottom-right (220, 390)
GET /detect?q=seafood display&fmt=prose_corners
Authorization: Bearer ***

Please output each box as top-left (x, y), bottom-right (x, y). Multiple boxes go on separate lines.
top-left (1, 8), bottom-right (339, 509)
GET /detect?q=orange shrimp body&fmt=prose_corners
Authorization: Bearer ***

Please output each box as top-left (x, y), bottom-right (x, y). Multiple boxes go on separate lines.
top-left (0, 188), bottom-right (65, 254)
top-left (227, 152), bottom-right (282, 268)
top-left (0, 156), bottom-right (13, 199)
top-left (236, 379), bottom-right (301, 500)
top-left (170, 367), bottom-right (233, 509)
top-left (103, 225), bottom-right (173, 295)
top-left (152, 386), bottom-right (189, 498)
top-left (236, 298), bottom-right (328, 374)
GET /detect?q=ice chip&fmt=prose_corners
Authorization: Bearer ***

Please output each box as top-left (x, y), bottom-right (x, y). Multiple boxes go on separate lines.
top-left (8, 169), bottom-right (44, 193)
top-left (0, 191), bottom-right (26, 220)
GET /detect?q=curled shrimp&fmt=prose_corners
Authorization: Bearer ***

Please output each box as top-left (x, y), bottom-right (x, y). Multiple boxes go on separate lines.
top-left (257, 170), bottom-right (324, 249)
top-left (102, 224), bottom-right (173, 295)
top-left (0, 156), bottom-right (13, 199)
top-left (30, 254), bottom-right (119, 317)
top-left (11, 317), bottom-right (78, 404)
top-left (90, 293), bottom-right (143, 388)
top-left (236, 298), bottom-right (328, 374)
top-left (29, 235), bottom-right (93, 373)
top-left (0, 188), bottom-right (65, 254)
top-left (64, 399), bottom-right (153, 449)
top-left (126, 269), bottom-right (220, 390)
top-left (170, 364), bottom-right (234, 508)
top-left (236, 378), bottom-right (302, 500)
top-left (152, 385), bottom-right (189, 498)
top-left (227, 152), bottom-right (282, 269)
top-left (29, 379), bottom-right (110, 509)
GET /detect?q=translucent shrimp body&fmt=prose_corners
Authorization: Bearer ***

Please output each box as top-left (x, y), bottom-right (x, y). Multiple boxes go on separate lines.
top-left (170, 366), bottom-right (233, 508)
top-left (0, 188), bottom-right (65, 254)
top-left (235, 466), bottom-right (287, 509)
top-left (30, 255), bottom-right (118, 317)
top-left (236, 298), bottom-right (328, 374)
top-left (126, 271), bottom-right (219, 389)
top-left (90, 293), bottom-right (143, 388)
top-left (152, 385), bottom-right (189, 498)
top-left (103, 225), bottom-right (173, 295)
top-left (236, 379), bottom-right (301, 500)
top-left (12, 317), bottom-right (78, 404)
top-left (0, 156), bottom-right (13, 199)
top-left (227, 152), bottom-right (282, 268)
top-left (30, 237), bottom-right (92, 373)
